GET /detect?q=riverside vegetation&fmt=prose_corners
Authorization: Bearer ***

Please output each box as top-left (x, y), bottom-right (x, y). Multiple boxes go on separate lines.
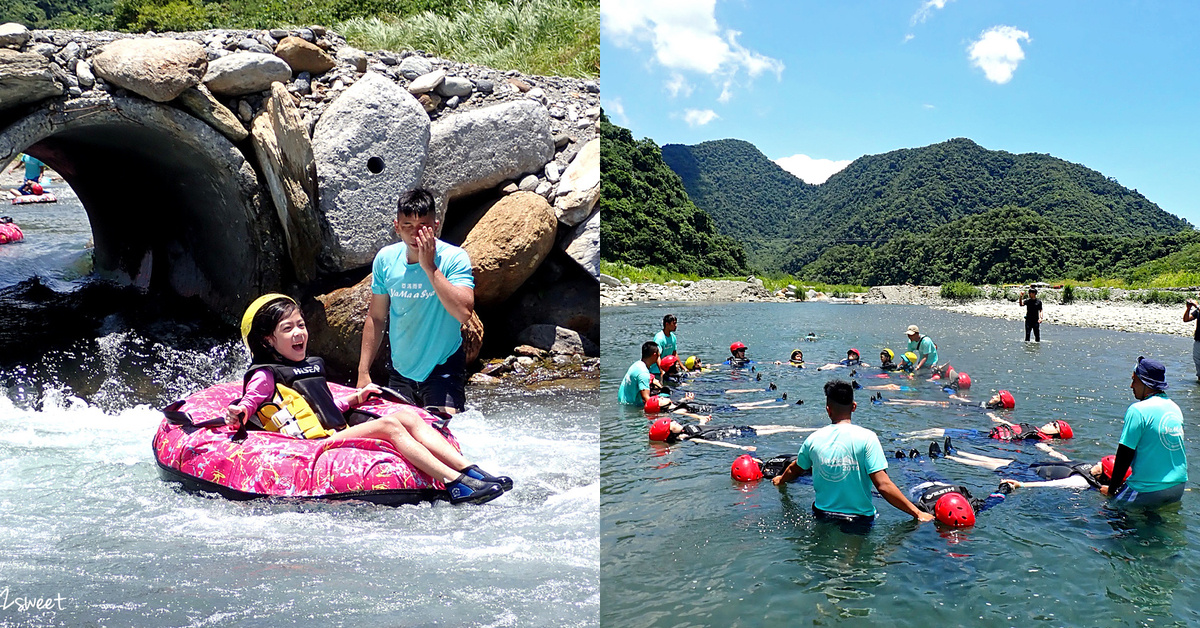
top-left (1, 0), bottom-right (599, 78)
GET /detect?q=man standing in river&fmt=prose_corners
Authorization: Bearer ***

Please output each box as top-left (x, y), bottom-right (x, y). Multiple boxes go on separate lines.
top-left (358, 189), bottom-right (475, 414)
top-left (1183, 298), bottom-right (1200, 381)
top-left (773, 380), bottom-right (934, 526)
top-left (1100, 357), bottom-right (1187, 508)
top-left (1019, 287), bottom-right (1043, 342)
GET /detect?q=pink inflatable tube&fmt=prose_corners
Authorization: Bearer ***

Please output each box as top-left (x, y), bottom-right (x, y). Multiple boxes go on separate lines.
top-left (0, 222), bottom-right (22, 244)
top-left (153, 382), bottom-right (459, 505)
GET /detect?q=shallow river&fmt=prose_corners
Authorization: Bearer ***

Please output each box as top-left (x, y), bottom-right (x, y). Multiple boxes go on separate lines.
top-left (602, 302), bottom-right (1200, 627)
top-left (0, 184), bottom-right (599, 627)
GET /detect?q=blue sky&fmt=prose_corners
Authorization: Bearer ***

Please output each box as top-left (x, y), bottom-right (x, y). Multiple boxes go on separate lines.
top-left (601, 1), bottom-right (1200, 225)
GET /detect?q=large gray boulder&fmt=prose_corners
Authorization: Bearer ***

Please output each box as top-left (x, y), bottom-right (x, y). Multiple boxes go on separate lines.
top-left (516, 324), bottom-right (598, 356)
top-left (251, 82), bottom-right (322, 283)
top-left (313, 72), bottom-right (430, 271)
top-left (175, 84), bottom-right (247, 142)
top-left (203, 52), bottom-right (292, 97)
top-left (0, 49), bottom-right (62, 112)
top-left (554, 137), bottom-right (599, 226)
top-left (0, 23), bottom-right (30, 50)
top-left (421, 99), bottom-right (554, 213)
top-left (562, 208), bottom-right (599, 277)
top-left (91, 38), bottom-right (206, 102)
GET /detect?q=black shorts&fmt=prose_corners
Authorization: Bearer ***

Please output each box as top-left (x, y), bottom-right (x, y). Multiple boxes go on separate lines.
top-left (812, 504), bottom-right (876, 533)
top-left (386, 346), bottom-right (467, 411)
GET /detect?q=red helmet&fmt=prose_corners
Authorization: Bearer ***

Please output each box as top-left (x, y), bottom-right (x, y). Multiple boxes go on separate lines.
top-left (731, 454), bottom-right (763, 482)
top-left (30, 182), bottom-right (43, 195)
top-left (1054, 420), bottom-right (1073, 439)
top-left (934, 493), bottom-right (976, 527)
top-left (659, 355), bottom-right (679, 372)
top-left (957, 372), bottom-right (971, 389)
top-left (643, 396), bottom-right (663, 414)
top-left (649, 417), bottom-right (672, 441)
top-left (730, 342), bottom-right (747, 354)
top-left (998, 390), bottom-right (1015, 409)
top-left (1100, 455), bottom-right (1132, 483)
top-left (848, 348), bottom-right (860, 358)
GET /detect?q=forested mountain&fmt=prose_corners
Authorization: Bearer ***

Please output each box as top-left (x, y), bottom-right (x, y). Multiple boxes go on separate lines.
top-left (599, 115), bottom-right (748, 276)
top-left (662, 137), bottom-right (1191, 274)
top-left (660, 139), bottom-right (814, 269)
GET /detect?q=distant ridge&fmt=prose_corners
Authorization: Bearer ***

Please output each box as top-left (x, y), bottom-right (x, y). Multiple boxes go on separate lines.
top-left (662, 137), bottom-right (1190, 273)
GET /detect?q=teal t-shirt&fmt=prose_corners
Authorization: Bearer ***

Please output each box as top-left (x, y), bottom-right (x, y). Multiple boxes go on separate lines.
top-left (907, 336), bottom-right (938, 368)
top-left (618, 360), bottom-right (651, 405)
top-left (796, 423), bottom-right (888, 517)
top-left (371, 239), bottom-right (474, 382)
top-left (1119, 394), bottom-right (1188, 491)
top-left (650, 331), bottom-right (677, 374)
top-left (21, 154), bottom-right (43, 181)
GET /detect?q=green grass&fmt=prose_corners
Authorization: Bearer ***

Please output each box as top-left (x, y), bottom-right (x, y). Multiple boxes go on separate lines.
top-left (599, 262), bottom-right (867, 298)
top-left (338, 0), bottom-right (599, 77)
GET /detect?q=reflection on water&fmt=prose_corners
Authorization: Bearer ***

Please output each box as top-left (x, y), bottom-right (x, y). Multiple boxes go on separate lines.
top-left (603, 302), bottom-right (1200, 626)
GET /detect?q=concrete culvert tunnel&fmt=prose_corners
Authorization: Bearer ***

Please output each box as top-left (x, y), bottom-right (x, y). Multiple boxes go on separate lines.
top-left (0, 95), bottom-right (284, 321)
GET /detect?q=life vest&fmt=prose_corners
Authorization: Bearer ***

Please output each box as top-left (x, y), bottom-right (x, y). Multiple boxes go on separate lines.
top-left (989, 423), bottom-right (1051, 442)
top-left (240, 357), bottom-right (348, 439)
top-left (1031, 461), bottom-right (1102, 489)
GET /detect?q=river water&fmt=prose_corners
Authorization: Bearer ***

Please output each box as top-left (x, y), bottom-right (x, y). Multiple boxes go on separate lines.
top-left (602, 302), bottom-right (1200, 627)
top-left (0, 182), bottom-right (599, 627)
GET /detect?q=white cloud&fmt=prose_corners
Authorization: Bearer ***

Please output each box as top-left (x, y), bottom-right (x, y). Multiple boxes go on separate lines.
top-left (604, 97), bottom-right (629, 126)
top-left (923, 103), bottom-right (936, 109)
top-left (665, 73), bottom-right (693, 98)
top-left (683, 108), bottom-right (719, 127)
top-left (969, 26), bottom-right (1031, 84)
top-left (775, 154), bottom-right (852, 184)
top-left (601, 0), bottom-right (784, 92)
top-left (717, 81), bottom-right (733, 104)
top-left (903, 33), bottom-right (915, 44)
top-left (912, 0), bottom-right (955, 25)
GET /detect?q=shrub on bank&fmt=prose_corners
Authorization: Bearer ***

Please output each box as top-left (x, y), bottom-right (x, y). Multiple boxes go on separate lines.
top-left (941, 281), bottom-right (981, 300)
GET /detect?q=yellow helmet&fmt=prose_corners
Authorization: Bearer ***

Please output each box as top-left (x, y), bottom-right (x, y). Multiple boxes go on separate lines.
top-left (903, 351), bottom-right (918, 364)
top-left (685, 355), bottom-right (698, 370)
top-left (240, 293), bottom-right (297, 347)
top-left (881, 348), bottom-right (895, 360)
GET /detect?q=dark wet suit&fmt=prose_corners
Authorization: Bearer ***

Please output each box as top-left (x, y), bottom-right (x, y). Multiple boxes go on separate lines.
top-left (940, 424), bottom-right (1055, 442)
top-left (910, 482), bottom-right (1008, 516)
top-left (673, 424), bottom-right (758, 442)
top-left (879, 359), bottom-right (898, 371)
top-left (724, 357), bottom-right (754, 368)
top-left (991, 460), bottom-right (1103, 488)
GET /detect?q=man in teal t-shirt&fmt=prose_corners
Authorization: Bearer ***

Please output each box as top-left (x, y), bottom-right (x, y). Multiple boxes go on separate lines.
top-left (774, 380), bottom-right (933, 525)
top-left (359, 189), bottom-right (475, 413)
top-left (905, 325), bottom-right (938, 371)
top-left (650, 314), bottom-right (677, 375)
top-left (619, 342), bottom-right (660, 405)
top-left (1102, 357), bottom-right (1188, 508)
top-left (21, 154), bottom-right (44, 182)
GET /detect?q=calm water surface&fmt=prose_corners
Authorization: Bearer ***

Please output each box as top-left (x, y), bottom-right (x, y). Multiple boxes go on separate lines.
top-left (602, 302), bottom-right (1200, 627)
top-left (0, 185), bottom-right (598, 627)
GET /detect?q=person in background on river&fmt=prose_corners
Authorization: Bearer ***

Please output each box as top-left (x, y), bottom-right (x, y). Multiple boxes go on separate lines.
top-left (774, 349), bottom-right (805, 367)
top-left (772, 379), bottom-right (935, 525)
top-left (1018, 287), bottom-right (1043, 342)
top-left (726, 342), bottom-right (754, 368)
top-left (905, 325), bottom-right (938, 371)
top-left (228, 294), bottom-right (509, 505)
top-left (878, 349), bottom-right (899, 371)
top-left (817, 348), bottom-right (868, 371)
top-left (1183, 298), bottom-right (1200, 381)
top-left (619, 341), bottom-right (660, 405)
top-left (650, 314), bottom-right (678, 376)
top-left (649, 416), bottom-right (816, 451)
top-left (358, 189), bottom-right (475, 414)
top-left (1100, 357), bottom-right (1188, 508)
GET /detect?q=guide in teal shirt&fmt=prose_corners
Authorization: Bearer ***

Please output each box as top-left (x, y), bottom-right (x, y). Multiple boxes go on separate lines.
top-left (618, 360), bottom-right (652, 405)
top-left (796, 423), bottom-right (888, 517)
top-left (371, 239), bottom-right (474, 382)
top-left (1119, 394), bottom-right (1188, 492)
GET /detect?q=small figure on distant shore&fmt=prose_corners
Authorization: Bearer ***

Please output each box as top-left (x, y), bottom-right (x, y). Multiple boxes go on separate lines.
top-left (1019, 287), bottom-right (1043, 342)
top-left (1184, 298), bottom-right (1200, 381)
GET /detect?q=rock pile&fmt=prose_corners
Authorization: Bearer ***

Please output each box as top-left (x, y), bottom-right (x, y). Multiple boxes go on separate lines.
top-left (0, 23), bottom-right (601, 379)
top-left (601, 277), bottom-right (779, 306)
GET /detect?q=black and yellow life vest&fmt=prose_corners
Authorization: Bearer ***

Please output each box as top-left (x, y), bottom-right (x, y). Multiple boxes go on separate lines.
top-left (240, 357), bottom-right (348, 439)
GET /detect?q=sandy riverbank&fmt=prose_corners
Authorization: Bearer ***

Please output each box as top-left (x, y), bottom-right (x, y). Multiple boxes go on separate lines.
top-left (604, 281), bottom-right (1197, 337)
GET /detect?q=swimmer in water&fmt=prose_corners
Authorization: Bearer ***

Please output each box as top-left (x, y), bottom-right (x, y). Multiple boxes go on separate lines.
top-left (929, 363), bottom-right (971, 390)
top-left (774, 349), bottom-right (805, 368)
top-left (878, 349), bottom-right (898, 371)
top-left (902, 414), bottom-right (1074, 460)
top-left (649, 417), bottom-right (817, 451)
top-left (871, 389), bottom-right (1013, 410)
top-left (925, 442), bottom-right (1130, 491)
top-left (817, 348), bottom-right (868, 371)
top-left (725, 342), bottom-right (754, 368)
